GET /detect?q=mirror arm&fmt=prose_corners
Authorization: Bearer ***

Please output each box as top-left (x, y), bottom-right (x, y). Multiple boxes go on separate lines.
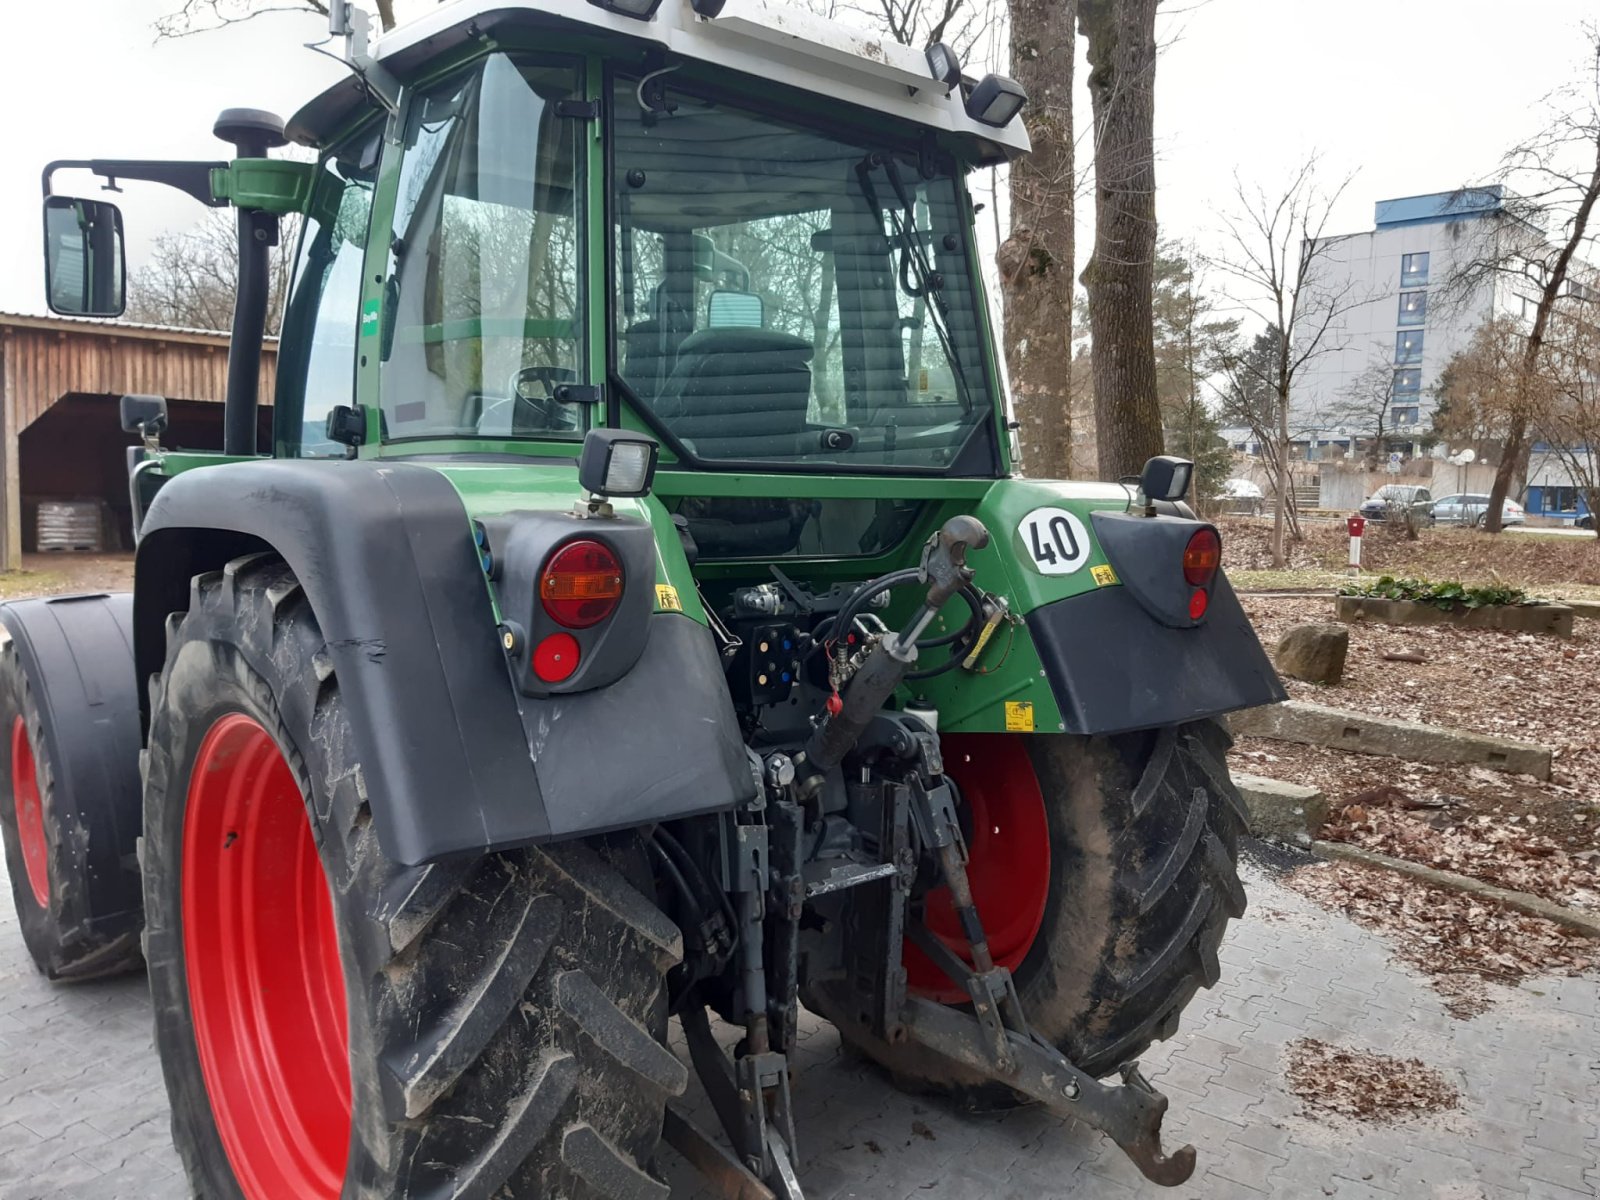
top-left (42, 159), bottom-right (228, 208)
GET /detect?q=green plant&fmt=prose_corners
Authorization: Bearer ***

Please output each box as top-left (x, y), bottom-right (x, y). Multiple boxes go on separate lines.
top-left (1338, 575), bottom-right (1532, 609)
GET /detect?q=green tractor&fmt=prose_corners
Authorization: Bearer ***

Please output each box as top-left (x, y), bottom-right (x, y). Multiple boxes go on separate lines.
top-left (1, 2), bottom-right (1283, 1195)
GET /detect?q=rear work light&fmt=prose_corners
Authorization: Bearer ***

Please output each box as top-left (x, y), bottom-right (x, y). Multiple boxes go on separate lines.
top-left (1182, 528), bottom-right (1221, 588)
top-left (540, 540), bottom-right (624, 628)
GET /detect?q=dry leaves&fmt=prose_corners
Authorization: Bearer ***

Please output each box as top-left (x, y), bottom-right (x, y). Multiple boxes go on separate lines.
top-left (1284, 1038), bottom-right (1460, 1123)
top-left (1324, 802), bottom-right (1600, 912)
top-left (1282, 861), bottom-right (1599, 1018)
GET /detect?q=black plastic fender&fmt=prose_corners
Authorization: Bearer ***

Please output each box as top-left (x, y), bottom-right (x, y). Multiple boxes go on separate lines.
top-left (1026, 574), bottom-right (1286, 736)
top-left (136, 458), bottom-right (754, 865)
top-left (0, 593), bottom-right (145, 977)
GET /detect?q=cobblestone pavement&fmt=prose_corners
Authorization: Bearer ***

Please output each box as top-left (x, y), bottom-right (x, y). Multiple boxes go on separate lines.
top-left (2, 850), bottom-right (1596, 1199)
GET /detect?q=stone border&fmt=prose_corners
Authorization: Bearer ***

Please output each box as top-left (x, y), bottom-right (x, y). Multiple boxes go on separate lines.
top-left (1335, 594), bottom-right (1574, 637)
top-left (1234, 772), bottom-right (1328, 842)
top-left (1229, 700), bottom-right (1553, 780)
top-left (1312, 840), bottom-right (1600, 940)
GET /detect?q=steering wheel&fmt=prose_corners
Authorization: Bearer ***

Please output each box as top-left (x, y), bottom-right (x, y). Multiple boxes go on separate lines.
top-left (478, 366), bottom-right (580, 434)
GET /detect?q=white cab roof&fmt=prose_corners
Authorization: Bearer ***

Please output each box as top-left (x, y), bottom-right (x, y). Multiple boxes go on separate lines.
top-left (290, 0), bottom-right (1027, 162)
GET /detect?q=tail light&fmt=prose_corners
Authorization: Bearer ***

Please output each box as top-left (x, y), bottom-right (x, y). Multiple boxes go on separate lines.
top-left (533, 633), bottom-right (581, 683)
top-left (540, 540), bottom-right (624, 628)
top-left (1182, 528), bottom-right (1221, 587)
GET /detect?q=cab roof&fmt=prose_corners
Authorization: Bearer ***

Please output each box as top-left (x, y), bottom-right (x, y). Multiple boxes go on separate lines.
top-left (287, 0), bottom-right (1029, 164)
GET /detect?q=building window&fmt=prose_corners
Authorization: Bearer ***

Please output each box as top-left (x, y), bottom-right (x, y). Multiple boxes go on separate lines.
top-left (1392, 368), bottom-right (1422, 396)
top-left (1542, 486), bottom-right (1580, 513)
top-left (1401, 252), bottom-right (1429, 287)
top-left (1391, 406), bottom-right (1420, 427)
top-left (1395, 330), bottom-right (1423, 364)
top-left (1397, 291), bottom-right (1427, 326)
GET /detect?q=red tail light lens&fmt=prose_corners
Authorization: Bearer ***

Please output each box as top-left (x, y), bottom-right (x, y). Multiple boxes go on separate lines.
top-left (1183, 528), bottom-right (1221, 587)
top-left (1189, 588), bottom-right (1209, 620)
top-left (540, 540), bottom-right (624, 628)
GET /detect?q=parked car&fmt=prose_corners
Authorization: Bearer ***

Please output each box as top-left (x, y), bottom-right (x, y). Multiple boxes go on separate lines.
top-left (1216, 478), bottom-right (1265, 515)
top-left (1432, 493), bottom-right (1525, 527)
top-left (1359, 485), bottom-right (1435, 524)
top-left (1578, 513), bottom-right (1594, 530)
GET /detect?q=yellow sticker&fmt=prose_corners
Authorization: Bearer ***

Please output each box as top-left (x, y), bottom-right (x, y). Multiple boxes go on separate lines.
top-left (655, 584), bottom-right (683, 612)
top-left (1090, 563), bottom-right (1119, 587)
top-left (1004, 700), bottom-right (1035, 732)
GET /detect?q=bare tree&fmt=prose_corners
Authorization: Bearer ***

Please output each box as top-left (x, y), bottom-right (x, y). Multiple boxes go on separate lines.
top-left (1331, 354), bottom-right (1396, 468)
top-left (125, 209), bottom-right (300, 335)
top-left (1435, 26), bottom-right (1600, 532)
top-left (997, 0), bottom-right (1076, 478)
top-left (1429, 317), bottom-right (1527, 457)
top-left (1530, 292), bottom-right (1600, 537)
top-left (1206, 158), bottom-right (1360, 568)
top-left (157, 0), bottom-right (397, 38)
top-left (1077, 0), bottom-right (1163, 480)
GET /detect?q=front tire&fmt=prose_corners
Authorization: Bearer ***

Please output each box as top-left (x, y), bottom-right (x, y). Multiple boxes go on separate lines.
top-left (816, 721), bottom-right (1247, 1101)
top-left (142, 554), bottom-right (686, 1199)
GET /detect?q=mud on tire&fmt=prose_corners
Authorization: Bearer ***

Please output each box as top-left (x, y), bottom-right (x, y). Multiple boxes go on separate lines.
top-left (823, 721), bottom-right (1247, 1101)
top-left (142, 553), bottom-right (686, 1198)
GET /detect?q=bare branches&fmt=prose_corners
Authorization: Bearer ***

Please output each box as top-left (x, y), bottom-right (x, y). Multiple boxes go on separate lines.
top-left (1205, 156), bottom-right (1363, 566)
top-left (124, 210), bottom-right (299, 335)
top-left (156, 0), bottom-right (401, 39)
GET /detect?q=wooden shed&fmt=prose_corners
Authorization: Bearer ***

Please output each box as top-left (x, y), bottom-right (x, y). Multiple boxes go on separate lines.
top-left (0, 313), bottom-right (277, 569)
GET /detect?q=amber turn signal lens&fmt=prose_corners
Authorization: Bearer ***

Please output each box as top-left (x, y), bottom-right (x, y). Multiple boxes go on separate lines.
top-left (540, 540), bottom-right (624, 628)
top-left (1182, 528), bottom-right (1221, 587)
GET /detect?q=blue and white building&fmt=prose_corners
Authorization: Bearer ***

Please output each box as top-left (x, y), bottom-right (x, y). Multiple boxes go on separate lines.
top-left (1290, 187), bottom-right (1545, 448)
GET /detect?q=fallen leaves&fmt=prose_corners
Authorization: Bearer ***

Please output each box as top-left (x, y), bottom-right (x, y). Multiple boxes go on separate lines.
top-left (1323, 801), bottom-right (1600, 912)
top-left (1282, 861), bottom-right (1599, 1018)
top-left (1284, 1038), bottom-right (1459, 1123)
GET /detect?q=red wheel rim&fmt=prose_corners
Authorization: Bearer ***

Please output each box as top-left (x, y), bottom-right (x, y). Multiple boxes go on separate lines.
top-left (11, 716), bottom-right (50, 909)
top-left (905, 734), bottom-right (1052, 1003)
top-left (182, 713), bottom-right (350, 1199)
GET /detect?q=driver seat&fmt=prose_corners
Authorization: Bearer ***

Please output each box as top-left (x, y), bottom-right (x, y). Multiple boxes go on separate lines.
top-left (652, 328), bottom-right (814, 459)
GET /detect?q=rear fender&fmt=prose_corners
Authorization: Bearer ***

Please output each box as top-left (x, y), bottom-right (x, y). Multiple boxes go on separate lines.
top-left (137, 459), bottom-right (752, 865)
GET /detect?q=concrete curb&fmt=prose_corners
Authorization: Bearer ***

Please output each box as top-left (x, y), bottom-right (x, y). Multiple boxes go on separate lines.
top-left (1567, 599), bottom-right (1600, 622)
top-left (1312, 840), bottom-right (1600, 940)
top-left (1234, 773), bottom-right (1329, 842)
top-left (1229, 700), bottom-right (1552, 781)
top-left (1336, 594), bottom-right (1574, 637)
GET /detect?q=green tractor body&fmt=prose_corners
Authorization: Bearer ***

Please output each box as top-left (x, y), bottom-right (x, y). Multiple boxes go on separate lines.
top-left (3, 3), bottom-right (1284, 1196)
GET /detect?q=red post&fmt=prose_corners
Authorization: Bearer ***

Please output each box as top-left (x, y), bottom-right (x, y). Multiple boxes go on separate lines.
top-left (1346, 515), bottom-right (1365, 571)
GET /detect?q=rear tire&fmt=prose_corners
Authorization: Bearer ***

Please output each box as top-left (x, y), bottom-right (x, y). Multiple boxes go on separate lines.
top-left (143, 553), bottom-right (686, 1199)
top-left (817, 720), bottom-right (1247, 1101)
top-left (0, 609), bottom-right (143, 982)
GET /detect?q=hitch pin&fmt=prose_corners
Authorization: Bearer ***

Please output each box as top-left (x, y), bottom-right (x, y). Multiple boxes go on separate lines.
top-left (961, 596), bottom-right (1009, 671)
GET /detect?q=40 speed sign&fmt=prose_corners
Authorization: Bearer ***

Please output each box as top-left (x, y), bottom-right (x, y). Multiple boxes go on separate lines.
top-left (1018, 507), bottom-right (1092, 575)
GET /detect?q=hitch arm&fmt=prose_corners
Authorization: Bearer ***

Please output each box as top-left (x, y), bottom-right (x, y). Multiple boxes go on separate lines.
top-left (899, 996), bottom-right (1197, 1187)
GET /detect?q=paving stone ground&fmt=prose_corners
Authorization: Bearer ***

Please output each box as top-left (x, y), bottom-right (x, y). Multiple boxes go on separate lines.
top-left (2, 849), bottom-right (1596, 1199)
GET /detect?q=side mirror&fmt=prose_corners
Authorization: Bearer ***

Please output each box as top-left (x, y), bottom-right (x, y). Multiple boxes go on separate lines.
top-left (1140, 455), bottom-right (1194, 503)
top-left (120, 393), bottom-right (168, 437)
top-left (43, 195), bottom-right (126, 317)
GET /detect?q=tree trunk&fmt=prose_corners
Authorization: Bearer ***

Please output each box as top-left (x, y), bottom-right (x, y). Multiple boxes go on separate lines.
top-left (999, 0), bottom-right (1076, 479)
top-left (1079, 0), bottom-right (1163, 482)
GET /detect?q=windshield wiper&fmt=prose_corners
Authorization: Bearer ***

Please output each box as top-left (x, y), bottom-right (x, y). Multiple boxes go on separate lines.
top-left (854, 153), bottom-right (974, 414)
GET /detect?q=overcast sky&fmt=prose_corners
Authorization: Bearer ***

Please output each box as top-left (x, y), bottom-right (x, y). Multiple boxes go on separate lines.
top-left (1, 0), bottom-right (1595, 321)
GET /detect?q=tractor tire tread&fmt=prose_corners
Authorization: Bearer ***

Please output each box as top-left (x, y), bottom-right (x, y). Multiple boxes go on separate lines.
top-left (143, 554), bottom-right (682, 1200)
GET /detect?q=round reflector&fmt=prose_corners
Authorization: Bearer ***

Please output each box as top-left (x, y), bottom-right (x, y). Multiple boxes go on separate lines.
top-left (533, 633), bottom-right (581, 683)
top-left (1189, 588), bottom-right (1209, 620)
top-left (1183, 528), bottom-right (1221, 587)
top-left (540, 540), bottom-right (624, 628)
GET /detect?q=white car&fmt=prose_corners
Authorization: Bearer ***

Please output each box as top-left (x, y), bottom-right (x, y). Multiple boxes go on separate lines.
top-left (1216, 478), bottom-right (1265, 515)
top-left (1432, 493), bottom-right (1525, 526)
